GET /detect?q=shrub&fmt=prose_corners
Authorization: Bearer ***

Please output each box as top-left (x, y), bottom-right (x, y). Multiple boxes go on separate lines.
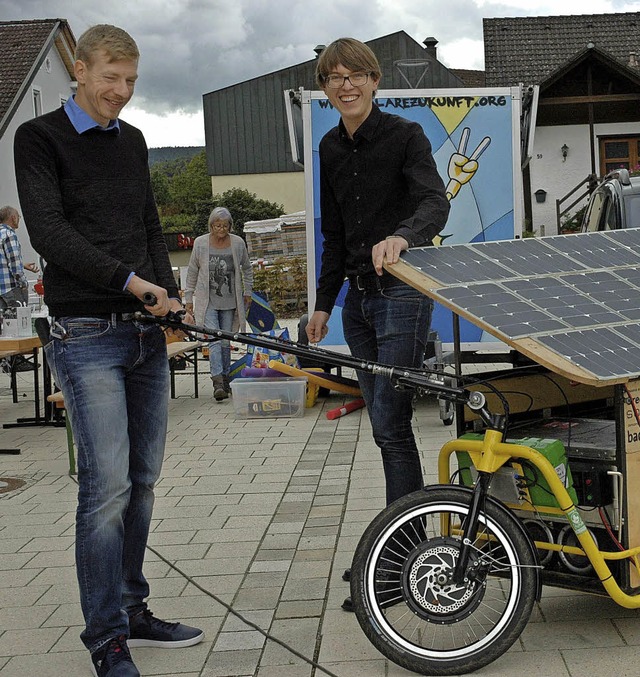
top-left (560, 205), bottom-right (587, 234)
top-left (253, 256), bottom-right (307, 317)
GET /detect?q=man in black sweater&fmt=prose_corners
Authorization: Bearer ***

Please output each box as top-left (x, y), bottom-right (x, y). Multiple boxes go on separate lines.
top-left (14, 25), bottom-right (202, 677)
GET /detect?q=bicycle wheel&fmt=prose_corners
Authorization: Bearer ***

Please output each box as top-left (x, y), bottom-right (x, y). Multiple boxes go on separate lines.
top-left (351, 485), bottom-right (538, 675)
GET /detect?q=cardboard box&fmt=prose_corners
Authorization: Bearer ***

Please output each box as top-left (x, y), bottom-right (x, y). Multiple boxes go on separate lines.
top-left (231, 377), bottom-right (306, 419)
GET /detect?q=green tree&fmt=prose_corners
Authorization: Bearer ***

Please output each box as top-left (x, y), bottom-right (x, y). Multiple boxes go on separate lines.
top-left (150, 166), bottom-right (171, 208)
top-left (150, 148), bottom-right (285, 237)
top-left (168, 150), bottom-right (212, 215)
top-left (220, 187), bottom-right (285, 232)
top-left (193, 188), bottom-right (284, 237)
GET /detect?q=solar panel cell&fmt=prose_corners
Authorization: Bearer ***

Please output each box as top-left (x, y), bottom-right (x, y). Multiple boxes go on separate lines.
top-left (395, 228), bottom-right (640, 383)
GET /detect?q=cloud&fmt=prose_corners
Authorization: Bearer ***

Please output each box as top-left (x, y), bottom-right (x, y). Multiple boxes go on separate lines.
top-left (9, 0), bottom-right (481, 115)
top-left (7, 0), bottom-right (640, 145)
top-left (438, 38), bottom-right (485, 70)
top-left (123, 106), bottom-right (205, 147)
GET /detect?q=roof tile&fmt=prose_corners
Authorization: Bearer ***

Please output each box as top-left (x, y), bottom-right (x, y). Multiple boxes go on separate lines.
top-left (0, 19), bottom-right (64, 126)
top-left (484, 12), bottom-right (640, 86)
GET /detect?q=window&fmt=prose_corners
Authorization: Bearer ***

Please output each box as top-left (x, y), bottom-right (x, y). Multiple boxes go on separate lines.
top-left (32, 88), bottom-right (42, 117)
top-left (602, 197), bottom-right (618, 231)
top-left (600, 136), bottom-right (640, 175)
top-left (583, 191), bottom-right (606, 232)
top-left (582, 190), bottom-right (619, 232)
top-left (625, 195), bottom-right (640, 229)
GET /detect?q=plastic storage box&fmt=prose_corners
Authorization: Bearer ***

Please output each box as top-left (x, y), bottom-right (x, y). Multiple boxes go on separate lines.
top-left (231, 377), bottom-right (306, 419)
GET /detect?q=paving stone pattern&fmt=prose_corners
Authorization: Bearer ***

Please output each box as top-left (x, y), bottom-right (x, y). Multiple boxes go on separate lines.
top-left (0, 356), bottom-right (637, 676)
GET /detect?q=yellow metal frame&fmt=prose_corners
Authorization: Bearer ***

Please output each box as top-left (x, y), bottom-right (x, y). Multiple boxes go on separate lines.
top-left (438, 430), bottom-right (640, 608)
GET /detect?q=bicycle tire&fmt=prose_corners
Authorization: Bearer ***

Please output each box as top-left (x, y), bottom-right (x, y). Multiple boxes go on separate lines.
top-left (351, 485), bottom-right (538, 675)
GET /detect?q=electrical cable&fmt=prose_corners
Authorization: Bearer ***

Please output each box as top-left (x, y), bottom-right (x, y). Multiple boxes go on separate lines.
top-left (624, 384), bottom-right (640, 428)
top-left (598, 506), bottom-right (640, 573)
top-left (495, 390), bottom-right (534, 411)
top-left (534, 372), bottom-right (573, 451)
top-left (599, 506), bottom-right (625, 552)
top-left (451, 371), bottom-right (511, 429)
top-left (516, 458), bottom-right (557, 498)
top-left (69, 475), bottom-right (341, 677)
top-left (520, 496), bottom-right (545, 521)
top-left (145, 544), bottom-right (341, 677)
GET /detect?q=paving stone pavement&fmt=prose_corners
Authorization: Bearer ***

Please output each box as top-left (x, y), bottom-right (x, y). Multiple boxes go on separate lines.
top-left (1, 355), bottom-right (638, 677)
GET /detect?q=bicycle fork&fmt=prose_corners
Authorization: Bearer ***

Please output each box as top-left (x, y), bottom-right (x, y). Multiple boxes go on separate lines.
top-left (452, 471), bottom-right (491, 584)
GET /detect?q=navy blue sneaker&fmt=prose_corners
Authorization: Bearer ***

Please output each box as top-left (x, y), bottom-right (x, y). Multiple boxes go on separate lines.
top-left (91, 635), bottom-right (140, 677)
top-left (128, 610), bottom-right (204, 648)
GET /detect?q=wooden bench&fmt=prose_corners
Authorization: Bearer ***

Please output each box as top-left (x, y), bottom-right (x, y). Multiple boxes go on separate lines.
top-left (46, 391), bottom-right (76, 475)
top-left (166, 340), bottom-right (203, 399)
top-left (0, 350), bottom-right (20, 403)
top-left (0, 348), bottom-right (36, 404)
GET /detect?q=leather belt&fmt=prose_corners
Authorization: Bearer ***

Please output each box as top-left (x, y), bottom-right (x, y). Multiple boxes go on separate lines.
top-left (349, 273), bottom-right (404, 293)
top-left (55, 312), bottom-right (146, 322)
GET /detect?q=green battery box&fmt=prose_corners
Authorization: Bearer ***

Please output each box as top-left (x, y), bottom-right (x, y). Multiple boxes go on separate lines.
top-left (456, 433), bottom-right (579, 509)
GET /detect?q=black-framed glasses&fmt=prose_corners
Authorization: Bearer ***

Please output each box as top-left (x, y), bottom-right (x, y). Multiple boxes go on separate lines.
top-left (324, 72), bottom-right (370, 89)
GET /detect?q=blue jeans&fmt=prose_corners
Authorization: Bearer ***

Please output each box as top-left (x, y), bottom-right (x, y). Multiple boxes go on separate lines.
top-left (204, 305), bottom-right (235, 377)
top-left (45, 316), bottom-right (169, 653)
top-left (342, 282), bottom-right (432, 506)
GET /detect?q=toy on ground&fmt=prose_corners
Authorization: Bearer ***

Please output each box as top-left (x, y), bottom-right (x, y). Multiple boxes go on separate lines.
top-left (267, 359), bottom-right (361, 397)
top-left (326, 398), bottom-right (366, 420)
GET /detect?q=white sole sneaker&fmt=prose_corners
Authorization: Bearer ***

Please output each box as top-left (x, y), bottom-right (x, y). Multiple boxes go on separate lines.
top-left (128, 630), bottom-right (204, 648)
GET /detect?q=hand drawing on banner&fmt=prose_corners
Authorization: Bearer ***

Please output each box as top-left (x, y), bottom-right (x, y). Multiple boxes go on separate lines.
top-left (445, 127), bottom-right (491, 201)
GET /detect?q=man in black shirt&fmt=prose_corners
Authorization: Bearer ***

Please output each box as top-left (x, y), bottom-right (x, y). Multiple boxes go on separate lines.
top-left (14, 25), bottom-right (202, 677)
top-left (306, 37), bottom-right (450, 610)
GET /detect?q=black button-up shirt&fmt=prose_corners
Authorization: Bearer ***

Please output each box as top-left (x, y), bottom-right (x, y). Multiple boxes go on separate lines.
top-left (315, 104), bottom-right (450, 313)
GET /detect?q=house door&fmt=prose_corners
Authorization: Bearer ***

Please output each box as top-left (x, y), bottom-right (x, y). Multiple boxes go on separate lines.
top-left (599, 137), bottom-right (640, 176)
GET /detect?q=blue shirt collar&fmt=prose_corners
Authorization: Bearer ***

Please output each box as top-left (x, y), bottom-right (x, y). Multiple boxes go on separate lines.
top-left (64, 96), bottom-right (120, 134)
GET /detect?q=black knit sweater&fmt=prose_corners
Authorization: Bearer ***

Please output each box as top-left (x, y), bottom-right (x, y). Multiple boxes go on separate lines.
top-left (14, 107), bottom-right (178, 316)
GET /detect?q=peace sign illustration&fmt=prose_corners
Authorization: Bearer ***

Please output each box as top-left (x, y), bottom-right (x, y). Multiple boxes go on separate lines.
top-left (445, 127), bottom-right (492, 201)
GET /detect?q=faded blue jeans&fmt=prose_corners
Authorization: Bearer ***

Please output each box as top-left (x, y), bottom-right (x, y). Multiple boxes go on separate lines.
top-left (204, 305), bottom-right (235, 377)
top-left (45, 315), bottom-right (168, 653)
top-left (342, 282), bottom-right (432, 506)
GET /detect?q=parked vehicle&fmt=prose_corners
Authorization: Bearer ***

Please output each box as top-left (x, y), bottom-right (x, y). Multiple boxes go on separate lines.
top-left (581, 168), bottom-right (640, 232)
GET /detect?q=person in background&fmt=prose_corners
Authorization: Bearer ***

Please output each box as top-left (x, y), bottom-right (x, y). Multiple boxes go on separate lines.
top-left (184, 207), bottom-right (253, 401)
top-left (0, 206), bottom-right (39, 310)
top-left (14, 24), bottom-right (203, 677)
top-left (305, 37), bottom-right (450, 611)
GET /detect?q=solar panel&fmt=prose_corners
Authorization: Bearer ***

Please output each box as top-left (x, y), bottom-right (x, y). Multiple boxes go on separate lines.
top-left (392, 228), bottom-right (640, 385)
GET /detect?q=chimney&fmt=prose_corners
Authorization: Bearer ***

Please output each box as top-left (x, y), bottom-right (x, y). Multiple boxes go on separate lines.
top-left (423, 37), bottom-right (438, 59)
top-left (314, 44), bottom-right (325, 58)
top-left (629, 51), bottom-right (638, 67)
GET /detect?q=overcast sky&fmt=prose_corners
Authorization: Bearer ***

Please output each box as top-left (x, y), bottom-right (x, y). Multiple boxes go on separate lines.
top-left (4, 0), bottom-right (640, 146)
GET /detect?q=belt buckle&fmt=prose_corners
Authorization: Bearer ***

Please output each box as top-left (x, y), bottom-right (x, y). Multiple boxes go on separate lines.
top-left (355, 275), bottom-right (381, 293)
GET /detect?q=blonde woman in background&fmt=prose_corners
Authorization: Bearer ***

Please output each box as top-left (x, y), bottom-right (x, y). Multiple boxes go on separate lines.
top-left (185, 207), bottom-right (253, 400)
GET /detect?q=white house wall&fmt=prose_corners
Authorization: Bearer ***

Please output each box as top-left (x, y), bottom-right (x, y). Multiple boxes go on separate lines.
top-left (529, 120), bottom-right (640, 236)
top-left (529, 125), bottom-right (590, 235)
top-left (2, 44), bottom-right (74, 266)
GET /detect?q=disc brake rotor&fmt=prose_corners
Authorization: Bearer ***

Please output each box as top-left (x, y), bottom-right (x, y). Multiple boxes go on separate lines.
top-left (402, 536), bottom-right (486, 622)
